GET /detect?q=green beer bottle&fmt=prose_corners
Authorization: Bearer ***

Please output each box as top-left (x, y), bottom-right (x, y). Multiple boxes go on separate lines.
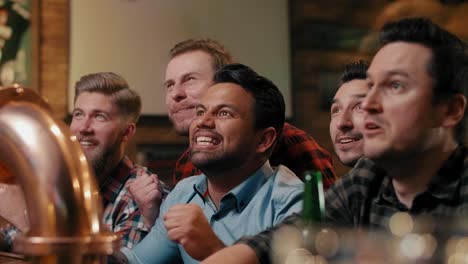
top-left (301, 170), bottom-right (325, 256)
top-left (302, 170), bottom-right (325, 225)
top-left (278, 171), bottom-right (327, 263)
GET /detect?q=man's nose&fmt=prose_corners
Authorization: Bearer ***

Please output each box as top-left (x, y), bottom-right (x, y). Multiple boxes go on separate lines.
top-left (76, 118), bottom-right (93, 134)
top-left (337, 111), bottom-right (353, 131)
top-left (169, 84), bottom-right (187, 103)
top-left (195, 113), bottom-right (215, 128)
top-left (361, 88), bottom-right (382, 114)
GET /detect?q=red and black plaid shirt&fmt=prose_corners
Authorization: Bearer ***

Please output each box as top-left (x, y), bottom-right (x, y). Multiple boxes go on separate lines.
top-left (100, 156), bottom-right (151, 249)
top-left (173, 122), bottom-right (337, 189)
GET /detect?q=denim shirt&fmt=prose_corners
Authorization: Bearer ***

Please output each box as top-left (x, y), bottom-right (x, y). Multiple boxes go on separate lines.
top-left (121, 160), bottom-right (303, 264)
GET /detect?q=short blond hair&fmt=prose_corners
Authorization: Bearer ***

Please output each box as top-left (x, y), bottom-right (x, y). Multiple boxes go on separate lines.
top-left (74, 72), bottom-right (141, 123)
top-left (169, 38), bottom-right (234, 71)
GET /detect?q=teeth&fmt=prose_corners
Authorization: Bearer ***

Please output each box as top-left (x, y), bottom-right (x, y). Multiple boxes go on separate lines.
top-left (196, 136), bottom-right (218, 145)
top-left (367, 124), bottom-right (378, 129)
top-left (80, 141), bottom-right (94, 146)
top-left (339, 139), bottom-right (354, 144)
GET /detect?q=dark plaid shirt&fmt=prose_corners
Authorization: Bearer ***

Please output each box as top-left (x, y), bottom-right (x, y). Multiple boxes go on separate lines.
top-left (238, 146), bottom-right (468, 264)
top-left (173, 122), bottom-right (337, 189)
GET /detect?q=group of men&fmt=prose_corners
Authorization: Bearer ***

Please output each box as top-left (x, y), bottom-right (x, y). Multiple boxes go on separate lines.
top-left (0, 16), bottom-right (467, 264)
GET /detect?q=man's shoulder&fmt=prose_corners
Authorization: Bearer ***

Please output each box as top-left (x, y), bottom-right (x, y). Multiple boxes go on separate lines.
top-left (265, 165), bottom-right (303, 202)
top-left (174, 175), bottom-right (203, 188)
top-left (331, 158), bottom-right (384, 191)
top-left (278, 122), bottom-right (331, 157)
top-left (273, 165), bottom-right (303, 186)
top-left (281, 122), bottom-right (308, 139)
top-left (348, 158), bottom-right (382, 178)
top-left (164, 175), bottom-right (203, 202)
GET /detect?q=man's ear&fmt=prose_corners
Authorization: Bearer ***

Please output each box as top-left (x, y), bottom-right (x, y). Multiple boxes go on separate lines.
top-left (122, 123), bottom-right (136, 142)
top-left (256, 127), bottom-right (277, 155)
top-left (440, 94), bottom-right (467, 128)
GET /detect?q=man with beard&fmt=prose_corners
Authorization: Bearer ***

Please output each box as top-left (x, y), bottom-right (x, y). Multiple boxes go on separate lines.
top-left (69, 72), bottom-right (166, 249)
top-left (0, 72), bottom-right (166, 251)
top-left (114, 64), bottom-right (303, 264)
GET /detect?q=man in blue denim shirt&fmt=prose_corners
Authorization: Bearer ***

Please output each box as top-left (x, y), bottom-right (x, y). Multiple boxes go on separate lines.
top-left (112, 64), bottom-right (303, 263)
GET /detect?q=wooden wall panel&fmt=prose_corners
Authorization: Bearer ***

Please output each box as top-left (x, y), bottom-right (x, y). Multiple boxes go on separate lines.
top-left (39, 0), bottom-right (69, 120)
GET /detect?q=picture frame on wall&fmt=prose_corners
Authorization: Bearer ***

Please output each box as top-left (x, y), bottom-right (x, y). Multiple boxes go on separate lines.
top-left (0, 0), bottom-right (39, 91)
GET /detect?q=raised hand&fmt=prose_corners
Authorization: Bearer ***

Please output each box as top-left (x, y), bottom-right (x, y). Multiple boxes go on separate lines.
top-left (126, 170), bottom-right (163, 228)
top-left (164, 204), bottom-right (225, 260)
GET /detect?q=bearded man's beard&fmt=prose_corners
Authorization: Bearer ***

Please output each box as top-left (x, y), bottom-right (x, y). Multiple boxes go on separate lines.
top-left (88, 143), bottom-right (121, 182)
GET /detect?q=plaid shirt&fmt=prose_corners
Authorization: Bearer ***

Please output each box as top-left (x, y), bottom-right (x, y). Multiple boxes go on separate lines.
top-left (238, 146), bottom-right (468, 264)
top-left (327, 146), bottom-right (468, 228)
top-left (173, 122), bottom-right (337, 189)
top-left (0, 156), bottom-right (153, 251)
top-left (100, 156), bottom-right (152, 249)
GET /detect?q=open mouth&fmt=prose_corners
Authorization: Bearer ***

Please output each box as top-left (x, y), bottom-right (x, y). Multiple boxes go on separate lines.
top-left (362, 120), bottom-right (385, 139)
top-left (195, 136), bottom-right (221, 146)
top-left (338, 137), bottom-right (361, 144)
top-left (78, 138), bottom-right (98, 148)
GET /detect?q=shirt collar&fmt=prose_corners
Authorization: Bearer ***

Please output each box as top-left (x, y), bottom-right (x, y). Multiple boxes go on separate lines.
top-left (193, 160), bottom-right (275, 212)
top-left (229, 160), bottom-right (274, 212)
top-left (100, 156), bottom-right (134, 206)
top-left (377, 146), bottom-right (466, 205)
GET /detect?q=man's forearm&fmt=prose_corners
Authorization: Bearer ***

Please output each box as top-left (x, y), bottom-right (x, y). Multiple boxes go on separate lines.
top-left (107, 251), bottom-right (128, 264)
top-left (202, 244), bottom-right (259, 264)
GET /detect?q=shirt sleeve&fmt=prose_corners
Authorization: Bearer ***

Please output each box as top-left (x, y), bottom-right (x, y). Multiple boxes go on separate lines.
top-left (113, 196), bottom-right (150, 249)
top-left (236, 213), bottom-right (302, 264)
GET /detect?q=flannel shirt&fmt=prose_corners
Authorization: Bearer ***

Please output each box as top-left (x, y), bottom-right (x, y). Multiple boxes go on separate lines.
top-left (100, 156), bottom-right (152, 249)
top-left (173, 122), bottom-right (337, 189)
top-left (0, 156), bottom-right (154, 251)
top-left (326, 146), bottom-right (468, 228)
top-left (238, 146), bottom-right (468, 264)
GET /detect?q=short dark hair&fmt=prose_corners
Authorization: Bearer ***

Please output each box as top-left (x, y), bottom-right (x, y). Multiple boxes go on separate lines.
top-left (169, 38), bottom-right (234, 72)
top-left (329, 60), bottom-right (369, 107)
top-left (74, 72), bottom-right (142, 123)
top-left (213, 64), bottom-right (285, 153)
top-left (338, 60), bottom-right (369, 87)
top-left (379, 17), bottom-right (468, 143)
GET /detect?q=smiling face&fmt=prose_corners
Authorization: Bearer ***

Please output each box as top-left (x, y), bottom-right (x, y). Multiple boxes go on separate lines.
top-left (329, 79), bottom-right (367, 166)
top-left (70, 92), bottom-right (129, 177)
top-left (165, 50), bottom-right (217, 136)
top-left (189, 83), bottom-right (261, 173)
top-left (362, 42), bottom-right (447, 162)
